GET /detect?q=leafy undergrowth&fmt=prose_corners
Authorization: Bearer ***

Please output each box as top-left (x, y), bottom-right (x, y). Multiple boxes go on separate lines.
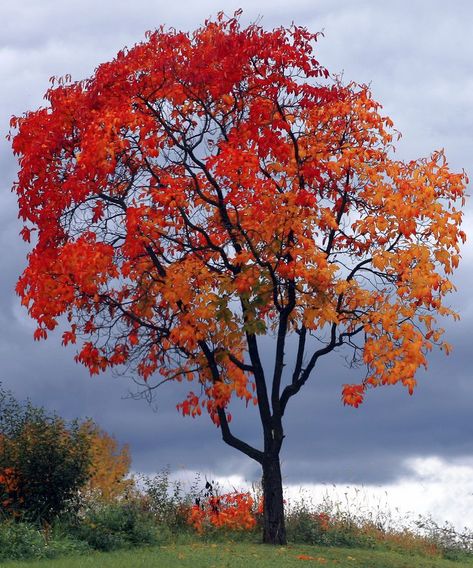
top-left (1, 469), bottom-right (472, 564)
top-left (1, 542), bottom-right (473, 568)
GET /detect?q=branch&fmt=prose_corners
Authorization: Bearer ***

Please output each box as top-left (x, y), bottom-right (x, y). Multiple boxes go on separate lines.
top-left (244, 326), bottom-right (272, 436)
top-left (279, 324), bottom-right (365, 415)
top-left (291, 326), bottom-right (307, 385)
top-left (228, 353), bottom-right (254, 372)
top-left (217, 407), bottom-right (264, 464)
top-left (325, 171), bottom-right (350, 256)
top-left (198, 340), bottom-right (264, 464)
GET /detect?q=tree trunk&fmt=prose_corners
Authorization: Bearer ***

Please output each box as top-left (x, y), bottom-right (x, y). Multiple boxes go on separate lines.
top-left (262, 453), bottom-right (286, 545)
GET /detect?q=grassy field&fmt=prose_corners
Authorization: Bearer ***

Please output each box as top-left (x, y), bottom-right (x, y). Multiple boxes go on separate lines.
top-left (1, 542), bottom-right (472, 568)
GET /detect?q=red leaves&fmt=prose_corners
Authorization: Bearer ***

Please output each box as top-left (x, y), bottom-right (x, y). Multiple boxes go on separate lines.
top-left (61, 326), bottom-right (77, 346)
top-left (177, 392), bottom-right (202, 418)
top-left (188, 491), bottom-right (257, 532)
top-left (33, 327), bottom-right (47, 341)
top-left (342, 384), bottom-right (365, 408)
top-left (20, 226), bottom-right (33, 243)
top-left (74, 342), bottom-right (108, 375)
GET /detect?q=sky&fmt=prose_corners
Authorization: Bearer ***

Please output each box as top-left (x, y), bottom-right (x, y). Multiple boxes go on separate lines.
top-left (1, 0), bottom-right (472, 529)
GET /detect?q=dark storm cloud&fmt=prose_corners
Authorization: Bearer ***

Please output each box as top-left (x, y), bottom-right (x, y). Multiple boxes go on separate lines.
top-left (1, 0), bottom-right (471, 485)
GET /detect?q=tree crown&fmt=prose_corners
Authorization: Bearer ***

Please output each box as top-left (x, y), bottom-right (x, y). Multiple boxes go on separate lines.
top-left (11, 12), bottom-right (467, 424)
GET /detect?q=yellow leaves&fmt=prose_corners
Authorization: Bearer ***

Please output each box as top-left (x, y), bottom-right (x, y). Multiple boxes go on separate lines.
top-left (80, 420), bottom-right (132, 502)
top-left (303, 302), bottom-right (338, 329)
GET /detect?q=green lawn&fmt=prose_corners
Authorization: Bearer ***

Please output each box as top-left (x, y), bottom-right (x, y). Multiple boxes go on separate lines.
top-left (1, 543), bottom-right (472, 568)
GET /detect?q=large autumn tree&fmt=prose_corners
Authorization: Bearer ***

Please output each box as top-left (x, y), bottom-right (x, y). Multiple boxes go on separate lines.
top-left (10, 13), bottom-right (466, 544)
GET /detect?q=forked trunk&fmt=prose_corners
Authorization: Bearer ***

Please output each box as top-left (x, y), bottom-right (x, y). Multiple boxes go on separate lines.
top-left (262, 453), bottom-right (286, 545)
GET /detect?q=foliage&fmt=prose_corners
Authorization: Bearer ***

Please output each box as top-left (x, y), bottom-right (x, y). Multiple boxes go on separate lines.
top-left (0, 472), bottom-right (472, 563)
top-left (0, 522), bottom-right (46, 561)
top-left (414, 515), bottom-right (473, 560)
top-left (10, 11), bottom-right (467, 418)
top-left (283, 487), bottom-right (473, 558)
top-left (72, 501), bottom-right (158, 551)
top-left (0, 386), bottom-right (91, 524)
top-left (188, 489), bottom-right (258, 533)
top-left (79, 420), bottom-right (132, 502)
top-left (138, 467), bottom-right (192, 532)
top-left (10, 10), bottom-right (467, 544)
top-left (0, 521), bottom-right (89, 561)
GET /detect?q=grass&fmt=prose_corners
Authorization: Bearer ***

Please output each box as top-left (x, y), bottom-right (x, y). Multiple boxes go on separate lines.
top-left (0, 541), bottom-right (472, 568)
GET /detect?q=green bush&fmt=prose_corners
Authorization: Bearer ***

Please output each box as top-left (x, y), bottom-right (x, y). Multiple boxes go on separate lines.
top-left (286, 505), bottom-right (377, 549)
top-left (139, 468), bottom-right (191, 532)
top-left (74, 502), bottom-right (159, 551)
top-left (0, 521), bottom-right (89, 561)
top-left (0, 522), bottom-right (44, 561)
top-left (0, 386), bottom-right (91, 524)
top-left (286, 509), bottom-right (327, 545)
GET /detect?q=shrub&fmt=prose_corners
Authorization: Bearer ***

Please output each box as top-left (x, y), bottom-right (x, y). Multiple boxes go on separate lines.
top-left (286, 509), bottom-right (330, 545)
top-left (0, 386), bottom-right (91, 524)
top-left (0, 521), bottom-right (44, 560)
top-left (139, 467), bottom-right (191, 532)
top-left (0, 521), bottom-right (89, 561)
top-left (74, 501), bottom-right (158, 551)
top-left (186, 479), bottom-right (258, 534)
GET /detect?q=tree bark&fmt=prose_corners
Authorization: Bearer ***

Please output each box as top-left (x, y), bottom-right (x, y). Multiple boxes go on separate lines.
top-left (262, 452), bottom-right (286, 545)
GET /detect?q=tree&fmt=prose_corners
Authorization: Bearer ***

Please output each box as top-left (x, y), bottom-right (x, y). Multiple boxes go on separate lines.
top-left (79, 420), bottom-right (132, 502)
top-left (10, 13), bottom-right (466, 544)
top-left (0, 387), bottom-right (91, 524)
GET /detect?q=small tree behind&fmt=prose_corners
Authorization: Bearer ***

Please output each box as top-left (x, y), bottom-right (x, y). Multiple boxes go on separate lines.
top-left (79, 420), bottom-right (132, 502)
top-left (10, 13), bottom-right (467, 543)
top-left (0, 387), bottom-right (91, 524)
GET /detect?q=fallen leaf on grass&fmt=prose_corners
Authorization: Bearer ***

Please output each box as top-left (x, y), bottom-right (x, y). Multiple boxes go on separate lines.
top-left (296, 554), bottom-right (327, 563)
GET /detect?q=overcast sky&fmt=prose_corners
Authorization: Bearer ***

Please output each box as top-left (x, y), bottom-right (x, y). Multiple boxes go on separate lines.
top-left (1, 0), bottom-right (472, 526)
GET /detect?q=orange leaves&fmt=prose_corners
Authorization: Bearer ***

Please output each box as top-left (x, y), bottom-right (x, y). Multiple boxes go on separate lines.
top-left (355, 301), bottom-right (434, 402)
top-left (0, 467), bottom-right (20, 512)
top-left (342, 384), bottom-right (365, 408)
top-left (177, 392), bottom-right (202, 418)
top-left (10, 12), bottom-right (466, 424)
top-left (296, 554), bottom-right (327, 563)
top-left (188, 491), bottom-right (257, 532)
